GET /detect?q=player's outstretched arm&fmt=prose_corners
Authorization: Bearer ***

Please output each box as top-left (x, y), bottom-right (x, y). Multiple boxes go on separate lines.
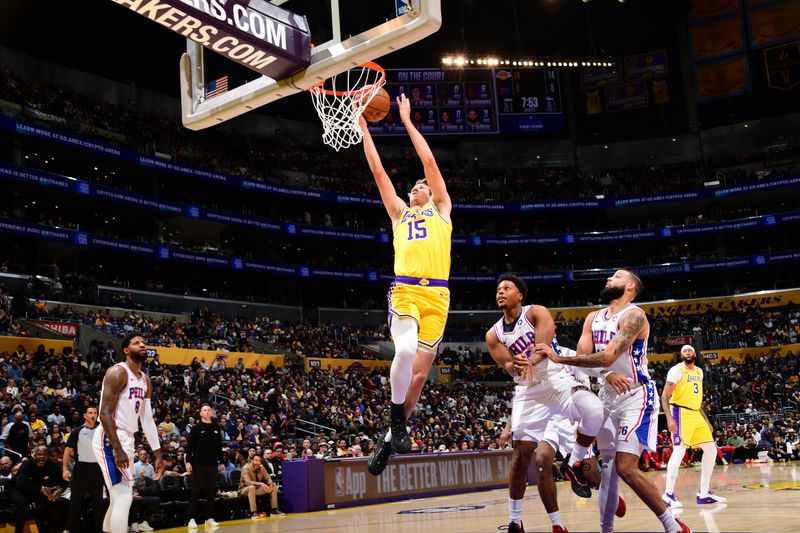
top-left (359, 116), bottom-right (405, 225)
top-left (99, 366), bottom-right (128, 467)
top-left (396, 94), bottom-right (451, 220)
top-left (535, 309), bottom-right (647, 368)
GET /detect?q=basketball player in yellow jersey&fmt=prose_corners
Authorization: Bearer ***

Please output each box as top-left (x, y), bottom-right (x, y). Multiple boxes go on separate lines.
top-left (662, 345), bottom-right (727, 508)
top-left (358, 93), bottom-right (451, 476)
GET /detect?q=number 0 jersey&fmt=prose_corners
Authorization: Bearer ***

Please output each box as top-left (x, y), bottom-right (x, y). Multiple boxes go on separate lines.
top-left (667, 362), bottom-right (704, 410)
top-left (99, 362), bottom-right (148, 434)
top-left (492, 305), bottom-right (570, 387)
top-left (393, 201), bottom-right (451, 281)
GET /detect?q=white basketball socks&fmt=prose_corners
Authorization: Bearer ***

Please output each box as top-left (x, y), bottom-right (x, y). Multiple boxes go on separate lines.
top-left (699, 442), bottom-right (717, 495)
top-left (665, 444), bottom-right (685, 495)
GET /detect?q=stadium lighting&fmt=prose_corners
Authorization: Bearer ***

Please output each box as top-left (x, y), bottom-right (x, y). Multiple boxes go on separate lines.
top-left (441, 55), bottom-right (616, 69)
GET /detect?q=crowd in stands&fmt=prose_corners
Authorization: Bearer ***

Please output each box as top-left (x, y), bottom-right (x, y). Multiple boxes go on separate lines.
top-left (3, 66), bottom-right (799, 206)
top-left (0, 301), bottom-right (798, 528)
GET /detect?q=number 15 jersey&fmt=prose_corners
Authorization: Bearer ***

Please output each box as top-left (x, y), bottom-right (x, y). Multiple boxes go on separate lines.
top-left (393, 201), bottom-right (451, 281)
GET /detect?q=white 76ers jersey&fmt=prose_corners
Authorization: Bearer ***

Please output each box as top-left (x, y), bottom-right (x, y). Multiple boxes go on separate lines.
top-left (99, 362), bottom-right (148, 434)
top-left (493, 305), bottom-right (569, 386)
top-left (592, 303), bottom-right (650, 386)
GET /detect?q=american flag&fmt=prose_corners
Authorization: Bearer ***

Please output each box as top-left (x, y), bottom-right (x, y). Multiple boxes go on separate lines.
top-left (205, 75), bottom-right (228, 99)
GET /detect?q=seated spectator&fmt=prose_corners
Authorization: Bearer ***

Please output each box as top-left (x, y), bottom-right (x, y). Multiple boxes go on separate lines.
top-left (133, 450), bottom-right (155, 479)
top-left (239, 454), bottom-right (282, 517)
top-left (15, 446), bottom-right (68, 532)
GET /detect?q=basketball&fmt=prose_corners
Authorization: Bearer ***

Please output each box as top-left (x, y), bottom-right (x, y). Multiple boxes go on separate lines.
top-left (361, 87), bottom-right (390, 122)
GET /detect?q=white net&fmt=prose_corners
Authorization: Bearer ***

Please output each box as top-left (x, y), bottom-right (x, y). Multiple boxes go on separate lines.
top-left (309, 63), bottom-right (386, 151)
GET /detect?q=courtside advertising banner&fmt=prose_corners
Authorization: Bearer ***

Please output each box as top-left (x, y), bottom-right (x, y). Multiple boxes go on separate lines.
top-left (31, 321), bottom-right (79, 337)
top-left (322, 451), bottom-right (512, 508)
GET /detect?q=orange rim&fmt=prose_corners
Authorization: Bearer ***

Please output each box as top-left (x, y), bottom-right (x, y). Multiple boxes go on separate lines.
top-left (308, 62), bottom-right (386, 97)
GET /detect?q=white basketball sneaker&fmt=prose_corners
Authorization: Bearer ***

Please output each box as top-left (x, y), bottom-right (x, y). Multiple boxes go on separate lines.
top-left (187, 518), bottom-right (199, 529)
top-left (696, 491), bottom-right (727, 504)
top-left (662, 492), bottom-right (683, 508)
top-left (205, 518), bottom-right (220, 528)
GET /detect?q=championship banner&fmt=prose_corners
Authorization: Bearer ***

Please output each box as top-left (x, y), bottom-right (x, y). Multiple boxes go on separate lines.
top-left (701, 343), bottom-right (800, 364)
top-left (748, 2), bottom-right (800, 48)
top-left (624, 50), bottom-right (669, 81)
top-left (689, 0), bottom-right (741, 21)
top-left (694, 54), bottom-right (750, 101)
top-left (585, 90), bottom-right (603, 115)
top-left (663, 336), bottom-right (694, 346)
top-left (605, 81), bottom-right (648, 112)
top-left (549, 288), bottom-right (800, 322)
top-left (690, 16), bottom-right (745, 60)
top-left (146, 346), bottom-right (284, 368)
top-left (764, 40), bottom-right (800, 90)
top-left (305, 358), bottom-right (392, 372)
top-left (322, 451), bottom-right (513, 508)
top-left (580, 59), bottom-right (622, 88)
top-left (652, 79), bottom-right (671, 103)
top-left (31, 321), bottom-right (79, 337)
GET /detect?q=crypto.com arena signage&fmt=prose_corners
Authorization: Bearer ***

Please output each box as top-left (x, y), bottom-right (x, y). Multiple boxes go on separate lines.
top-left (110, 0), bottom-right (310, 79)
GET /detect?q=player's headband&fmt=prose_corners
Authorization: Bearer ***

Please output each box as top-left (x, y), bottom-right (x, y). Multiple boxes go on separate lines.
top-left (680, 345), bottom-right (696, 354)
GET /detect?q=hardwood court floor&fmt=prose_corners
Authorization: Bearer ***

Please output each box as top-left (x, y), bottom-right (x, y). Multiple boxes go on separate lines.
top-left (157, 463), bottom-right (800, 533)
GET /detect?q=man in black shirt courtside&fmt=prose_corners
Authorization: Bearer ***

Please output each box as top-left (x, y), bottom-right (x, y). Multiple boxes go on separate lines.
top-left (185, 404), bottom-right (223, 529)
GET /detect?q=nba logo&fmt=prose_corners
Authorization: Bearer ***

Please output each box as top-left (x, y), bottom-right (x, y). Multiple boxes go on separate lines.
top-left (77, 181), bottom-right (91, 195)
top-left (74, 232), bottom-right (88, 246)
top-left (231, 258), bottom-right (243, 270)
top-left (157, 246), bottom-right (170, 259)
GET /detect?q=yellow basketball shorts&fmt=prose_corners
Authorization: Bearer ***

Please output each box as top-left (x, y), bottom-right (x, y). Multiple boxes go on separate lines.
top-left (387, 281), bottom-right (450, 351)
top-left (671, 404), bottom-right (713, 447)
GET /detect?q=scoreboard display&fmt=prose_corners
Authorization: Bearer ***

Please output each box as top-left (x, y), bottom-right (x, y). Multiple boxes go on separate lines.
top-left (368, 68), bottom-right (565, 136)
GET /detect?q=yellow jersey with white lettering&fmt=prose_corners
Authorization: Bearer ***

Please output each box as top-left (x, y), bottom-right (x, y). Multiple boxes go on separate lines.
top-left (667, 362), bottom-right (703, 410)
top-left (393, 201), bottom-right (451, 281)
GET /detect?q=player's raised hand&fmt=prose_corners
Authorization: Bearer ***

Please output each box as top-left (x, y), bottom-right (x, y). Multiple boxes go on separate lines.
top-left (358, 115), bottom-right (368, 132)
top-left (605, 372), bottom-right (633, 395)
top-left (396, 93), bottom-right (411, 123)
top-left (534, 343), bottom-right (560, 362)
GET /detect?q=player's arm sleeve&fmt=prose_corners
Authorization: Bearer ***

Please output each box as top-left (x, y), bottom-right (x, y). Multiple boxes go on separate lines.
top-left (666, 365), bottom-right (683, 384)
top-left (141, 399), bottom-right (161, 452)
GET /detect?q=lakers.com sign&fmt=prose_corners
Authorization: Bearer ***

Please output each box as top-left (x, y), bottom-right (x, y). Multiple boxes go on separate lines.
top-left (109, 0), bottom-right (310, 80)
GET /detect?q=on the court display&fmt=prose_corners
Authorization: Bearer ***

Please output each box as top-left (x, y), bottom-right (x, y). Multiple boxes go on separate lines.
top-left (369, 68), bottom-right (565, 135)
top-left (109, 0), bottom-right (310, 80)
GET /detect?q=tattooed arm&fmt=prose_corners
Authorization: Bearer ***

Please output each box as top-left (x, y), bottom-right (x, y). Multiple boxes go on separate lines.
top-left (535, 309), bottom-right (647, 368)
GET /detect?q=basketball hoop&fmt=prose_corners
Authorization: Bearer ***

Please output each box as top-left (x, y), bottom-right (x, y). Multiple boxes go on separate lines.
top-left (308, 62), bottom-right (386, 151)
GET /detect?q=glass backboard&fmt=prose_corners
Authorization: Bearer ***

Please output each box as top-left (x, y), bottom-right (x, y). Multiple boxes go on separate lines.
top-left (178, 0), bottom-right (441, 130)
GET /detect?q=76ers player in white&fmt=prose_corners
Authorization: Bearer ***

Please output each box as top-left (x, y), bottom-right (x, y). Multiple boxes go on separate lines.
top-left (94, 332), bottom-right (163, 533)
top-left (537, 270), bottom-right (690, 533)
top-left (487, 274), bottom-right (604, 533)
